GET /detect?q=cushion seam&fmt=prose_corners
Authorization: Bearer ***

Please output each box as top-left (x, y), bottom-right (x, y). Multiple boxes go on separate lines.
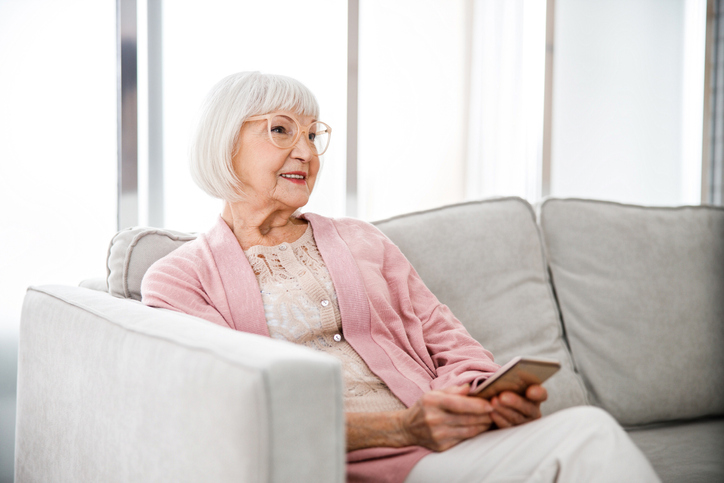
top-left (529, 204), bottom-right (591, 405)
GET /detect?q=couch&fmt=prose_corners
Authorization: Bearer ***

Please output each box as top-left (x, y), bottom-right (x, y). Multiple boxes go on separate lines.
top-left (15, 197), bottom-right (724, 482)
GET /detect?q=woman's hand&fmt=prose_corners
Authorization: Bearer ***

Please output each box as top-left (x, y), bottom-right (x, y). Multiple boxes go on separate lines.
top-left (345, 384), bottom-right (547, 453)
top-left (398, 384), bottom-right (493, 452)
top-left (345, 384), bottom-right (492, 452)
top-left (488, 384), bottom-right (547, 429)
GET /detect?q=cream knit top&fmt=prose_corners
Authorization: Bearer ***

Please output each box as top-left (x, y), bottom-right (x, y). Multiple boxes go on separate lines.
top-left (244, 223), bottom-right (407, 413)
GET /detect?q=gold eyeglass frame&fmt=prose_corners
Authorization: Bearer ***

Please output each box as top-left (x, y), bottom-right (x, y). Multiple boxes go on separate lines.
top-left (246, 113), bottom-right (332, 156)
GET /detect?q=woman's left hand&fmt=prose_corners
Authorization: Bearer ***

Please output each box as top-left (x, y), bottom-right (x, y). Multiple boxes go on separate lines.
top-left (488, 384), bottom-right (547, 429)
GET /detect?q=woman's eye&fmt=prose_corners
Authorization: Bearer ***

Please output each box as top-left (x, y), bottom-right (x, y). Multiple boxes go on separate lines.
top-left (308, 132), bottom-right (316, 141)
top-left (271, 126), bottom-right (287, 134)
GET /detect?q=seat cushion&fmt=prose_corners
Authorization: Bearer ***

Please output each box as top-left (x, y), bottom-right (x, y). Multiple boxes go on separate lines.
top-left (627, 417), bottom-right (724, 483)
top-left (539, 198), bottom-right (724, 426)
top-left (106, 227), bottom-right (196, 300)
top-left (375, 197), bottom-right (589, 415)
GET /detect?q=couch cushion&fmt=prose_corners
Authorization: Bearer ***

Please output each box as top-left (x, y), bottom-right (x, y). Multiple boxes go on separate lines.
top-left (539, 198), bottom-right (724, 426)
top-left (375, 198), bottom-right (589, 415)
top-left (627, 417), bottom-right (724, 483)
top-left (107, 227), bottom-right (196, 301)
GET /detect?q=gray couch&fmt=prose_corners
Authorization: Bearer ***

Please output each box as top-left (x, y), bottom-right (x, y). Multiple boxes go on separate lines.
top-left (15, 197), bottom-right (724, 482)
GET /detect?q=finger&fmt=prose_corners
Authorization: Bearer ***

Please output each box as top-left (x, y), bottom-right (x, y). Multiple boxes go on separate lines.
top-left (491, 396), bottom-right (535, 426)
top-left (442, 412), bottom-right (493, 427)
top-left (432, 421), bottom-right (492, 447)
top-left (490, 410), bottom-right (513, 429)
top-left (434, 392), bottom-right (493, 415)
top-left (525, 384), bottom-right (548, 403)
top-left (490, 397), bottom-right (530, 426)
top-left (497, 391), bottom-right (540, 419)
top-left (441, 384), bottom-right (471, 396)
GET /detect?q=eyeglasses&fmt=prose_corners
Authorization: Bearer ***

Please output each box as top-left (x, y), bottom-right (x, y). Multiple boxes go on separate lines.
top-left (246, 113), bottom-right (332, 156)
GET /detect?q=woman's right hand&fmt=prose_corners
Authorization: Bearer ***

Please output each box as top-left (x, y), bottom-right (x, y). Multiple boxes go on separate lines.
top-left (398, 384), bottom-right (493, 452)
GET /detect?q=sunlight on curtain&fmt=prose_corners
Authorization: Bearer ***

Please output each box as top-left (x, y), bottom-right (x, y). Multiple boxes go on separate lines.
top-left (0, 3), bottom-right (116, 478)
top-left (358, 0), bottom-right (547, 221)
top-left (358, 0), bottom-right (471, 221)
top-left (466, 0), bottom-right (548, 203)
top-left (0, 0), bottom-right (117, 336)
top-left (159, 0), bottom-right (347, 233)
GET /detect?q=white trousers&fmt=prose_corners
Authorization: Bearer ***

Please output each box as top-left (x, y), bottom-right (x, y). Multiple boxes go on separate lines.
top-left (404, 406), bottom-right (660, 483)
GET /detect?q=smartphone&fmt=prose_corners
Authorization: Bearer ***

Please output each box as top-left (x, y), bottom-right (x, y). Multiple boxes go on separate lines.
top-left (469, 356), bottom-right (561, 399)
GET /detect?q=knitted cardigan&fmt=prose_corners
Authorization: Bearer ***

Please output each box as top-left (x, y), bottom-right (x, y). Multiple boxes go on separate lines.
top-left (141, 214), bottom-right (500, 483)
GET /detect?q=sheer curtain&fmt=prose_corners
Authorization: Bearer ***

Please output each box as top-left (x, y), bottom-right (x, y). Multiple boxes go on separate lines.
top-left (466, 0), bottom-right (548, 203)
top-left (0, 2), bottom-right (117, 481)
top-left (157, 0), bottom-right (348, 233)
top-left (0, 0), bottom-right (117, 332)
top-left (357, 0), bottom-right (547, 221)
top-left (357, 0), bottom-right (470, 221)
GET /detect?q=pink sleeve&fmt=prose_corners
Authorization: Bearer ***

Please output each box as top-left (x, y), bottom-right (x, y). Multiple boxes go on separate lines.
top-left (141, 245), bottom-right (234, 330)
top-left (382, 236), bottom-right (500, 391)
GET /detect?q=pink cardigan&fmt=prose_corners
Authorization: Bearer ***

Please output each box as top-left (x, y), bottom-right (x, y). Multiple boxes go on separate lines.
top-left (141, 214), bottom-right (500, 483)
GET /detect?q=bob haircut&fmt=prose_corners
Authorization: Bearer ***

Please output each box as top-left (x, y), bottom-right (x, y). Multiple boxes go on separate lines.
top-left (189, 71), bottom-right (321, 202)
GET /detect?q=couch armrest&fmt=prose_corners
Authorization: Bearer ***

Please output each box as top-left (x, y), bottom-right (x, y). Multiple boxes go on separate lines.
top-left (16, 285), bottom-right (345, 483)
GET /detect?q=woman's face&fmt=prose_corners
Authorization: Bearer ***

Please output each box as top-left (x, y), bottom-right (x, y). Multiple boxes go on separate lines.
top-left (232, 111), bottom-right (320, 211)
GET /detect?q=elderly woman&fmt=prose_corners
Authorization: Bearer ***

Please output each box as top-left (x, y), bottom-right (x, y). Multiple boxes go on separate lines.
top-left (141, 72), bottom-right (659, 483)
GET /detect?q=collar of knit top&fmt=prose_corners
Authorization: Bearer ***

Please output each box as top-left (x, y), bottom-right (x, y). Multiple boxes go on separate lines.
top-left (242, 221), bottom-right (313, 254)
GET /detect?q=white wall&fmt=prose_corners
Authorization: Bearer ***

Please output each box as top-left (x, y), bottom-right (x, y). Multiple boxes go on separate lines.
top-left (550, 0), bottom-right (693, 205)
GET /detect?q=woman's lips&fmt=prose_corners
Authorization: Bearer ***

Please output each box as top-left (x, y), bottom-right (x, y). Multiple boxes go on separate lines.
top-left (280, 172), bottom-right (307, 184)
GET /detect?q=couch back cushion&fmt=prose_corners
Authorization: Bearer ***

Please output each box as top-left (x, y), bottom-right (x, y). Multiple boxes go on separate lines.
top-left (107, 227), bottom-right (197, 300)
top-left (105, 200), bottom-right (589, 414)
top-left (539, 198), bottom-right (724, 426)
top-left (375, 198), bottom-right (589, 415)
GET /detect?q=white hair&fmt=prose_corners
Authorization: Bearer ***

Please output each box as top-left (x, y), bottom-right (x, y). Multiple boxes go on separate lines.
top-left (189, 71), bottom-right (320, 201)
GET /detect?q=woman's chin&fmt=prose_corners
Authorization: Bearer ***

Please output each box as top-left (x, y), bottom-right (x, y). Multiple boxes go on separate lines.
top-left (279, 189), bottom-right (312, 210)
top-left (279, 195), bottom-right (310, 213)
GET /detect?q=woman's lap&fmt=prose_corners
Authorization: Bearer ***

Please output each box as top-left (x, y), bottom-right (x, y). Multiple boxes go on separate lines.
top-left (404, 406), bottom-right (660, 483)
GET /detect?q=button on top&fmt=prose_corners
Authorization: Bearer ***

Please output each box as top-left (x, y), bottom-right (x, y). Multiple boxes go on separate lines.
top-left (333, 334), bottom-right (342, 342)
top-left (278, 244), bottom-right (287, 251)
top-left (321, 299), bottom-right (330, 307)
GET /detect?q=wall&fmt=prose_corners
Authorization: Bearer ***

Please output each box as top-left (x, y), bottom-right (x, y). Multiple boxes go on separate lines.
top-left (550, 0), bottom-right (692, 205)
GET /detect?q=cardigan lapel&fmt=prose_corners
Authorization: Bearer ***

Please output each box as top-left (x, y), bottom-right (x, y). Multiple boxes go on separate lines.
top-left (302, 213), bottom-right (425, 407)
top-left (205, 216), bottom-right (269, 336)
top-left (301, 213), bottom-right (372, 340)
top-left (202, 213), bottom-right (374, 342)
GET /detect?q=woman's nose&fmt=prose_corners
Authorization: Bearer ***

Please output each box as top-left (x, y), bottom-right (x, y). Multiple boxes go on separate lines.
top-left (291, 132), bottom-right (316, 161)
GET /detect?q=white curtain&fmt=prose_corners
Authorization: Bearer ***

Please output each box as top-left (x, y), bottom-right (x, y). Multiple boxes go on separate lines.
top-left (466, 0), bottom-right (547, 202)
